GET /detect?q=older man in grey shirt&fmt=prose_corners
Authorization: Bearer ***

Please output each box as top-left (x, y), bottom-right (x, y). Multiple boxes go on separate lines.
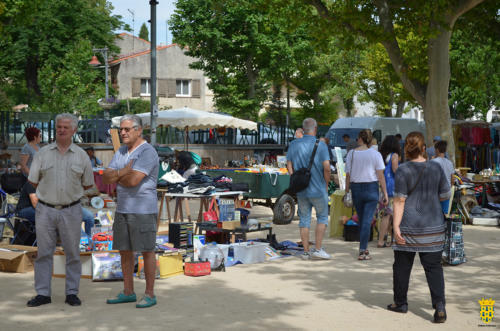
top-left (103, 114), bottom-right (159, 308)
top-left (27, 113), bottom-right (94, 307)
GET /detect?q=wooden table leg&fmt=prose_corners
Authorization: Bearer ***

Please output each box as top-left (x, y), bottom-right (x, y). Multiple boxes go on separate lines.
top-left (184, 198), bottom-right (191, 222)
top-left (197, 197), bottom-right (210, 222)
top-left (174, 197), bottom-right (184, 222)
top-left (156, 192), bottom-right (167, 229)
top-left (166, 196), bottom-right (172, 222)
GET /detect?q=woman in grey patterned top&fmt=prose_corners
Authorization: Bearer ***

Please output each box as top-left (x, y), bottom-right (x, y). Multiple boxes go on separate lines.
top-left (387, 131), bottom-right (451, 323)
top-left (19, 127), bottom-right (41, 177)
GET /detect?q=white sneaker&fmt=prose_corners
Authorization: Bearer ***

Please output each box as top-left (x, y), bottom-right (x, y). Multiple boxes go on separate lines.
top-left (311, 248), bottom-right (332, 260)
top-left (300, 252), bottom-right (311, 260)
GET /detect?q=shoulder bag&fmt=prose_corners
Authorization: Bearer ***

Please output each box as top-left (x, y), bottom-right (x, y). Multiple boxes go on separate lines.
top-left (342, 150), bottom-right (354, 207)
top-left (289, 139), bottom-right (319, 194)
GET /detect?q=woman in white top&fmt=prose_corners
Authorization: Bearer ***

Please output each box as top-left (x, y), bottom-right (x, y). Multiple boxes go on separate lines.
top-left (345, 129), bottom-right (388, 260)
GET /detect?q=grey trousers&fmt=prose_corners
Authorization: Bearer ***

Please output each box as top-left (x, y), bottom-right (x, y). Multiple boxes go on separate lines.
top-left (34, 203), bottom-right (82, 296)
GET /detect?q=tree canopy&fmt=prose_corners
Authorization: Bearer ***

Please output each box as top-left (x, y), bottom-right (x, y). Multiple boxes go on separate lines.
top-left (449, 3), bottom-right (500, 120)
top-left (139, 22), bottom-right (149, 41)
top-left (0, 0), bottom-right (124, 114)
top-left (302, 0), bottom-right (490, 161)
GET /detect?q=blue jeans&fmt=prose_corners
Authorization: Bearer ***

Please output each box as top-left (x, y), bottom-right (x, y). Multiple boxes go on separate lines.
top-left (17, 206), bottom-right (36, 223)
top-left (351, 182), bottom-right (379, 251)
top-left (82, 207), bottom-right (95, 236)
top-left (297, 195), bottom-right (329, 228)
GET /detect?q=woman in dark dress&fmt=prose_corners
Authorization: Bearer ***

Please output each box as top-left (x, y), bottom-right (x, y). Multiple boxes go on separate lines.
top-left (387, 131), bottom-right (451, 323)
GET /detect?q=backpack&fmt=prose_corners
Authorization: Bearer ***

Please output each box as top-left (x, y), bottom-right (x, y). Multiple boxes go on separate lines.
top-left (289, 140), bottom-right (319, 194)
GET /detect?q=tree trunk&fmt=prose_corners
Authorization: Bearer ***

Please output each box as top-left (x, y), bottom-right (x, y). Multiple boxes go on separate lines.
top-left (286, 80), bottom-right (290, 127)
top-left (395, 101), bottom-right (405, 117)
top-left (383, 107), bottom-right (392, 117)
top-left (246, 55), bottom-right (256, 99)
top-left (423, 27), bottom-right (455, 164)
top-left (344, 97), bottom-right (354, 117)
top-left (25, 56), bottom-right (41, 101)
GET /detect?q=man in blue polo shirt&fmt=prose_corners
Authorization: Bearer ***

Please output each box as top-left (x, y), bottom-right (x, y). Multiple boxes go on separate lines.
top-left (287, 118), bottom-right (331, 260)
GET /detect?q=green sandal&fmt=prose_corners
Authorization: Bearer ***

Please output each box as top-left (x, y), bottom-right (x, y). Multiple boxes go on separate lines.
top-left (106, 291), bottom-right (137, 304)
top-left (136, 295), bottom-right (157, 308)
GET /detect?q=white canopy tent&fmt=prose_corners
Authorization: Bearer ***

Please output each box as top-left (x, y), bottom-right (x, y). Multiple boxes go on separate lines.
top-left (112, 107), bottom-right (257, 149)
top-left (112, 107), bottom-right (257, 131)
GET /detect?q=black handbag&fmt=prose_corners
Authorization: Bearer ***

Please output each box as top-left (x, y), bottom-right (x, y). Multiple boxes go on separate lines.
top-left (289, 140), bottom-right (319, 194)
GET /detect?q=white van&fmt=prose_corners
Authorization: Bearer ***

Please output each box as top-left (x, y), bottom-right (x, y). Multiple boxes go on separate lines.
top-left (325, 117), bottom-right (425, 159)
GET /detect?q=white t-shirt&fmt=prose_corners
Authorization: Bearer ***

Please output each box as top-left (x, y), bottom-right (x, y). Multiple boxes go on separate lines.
top-left (346, 149), bottom-right (385, 183)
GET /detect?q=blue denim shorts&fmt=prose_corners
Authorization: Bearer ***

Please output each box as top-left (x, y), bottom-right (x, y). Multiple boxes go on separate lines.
top-left (297, 195), bottom-right (329, 228)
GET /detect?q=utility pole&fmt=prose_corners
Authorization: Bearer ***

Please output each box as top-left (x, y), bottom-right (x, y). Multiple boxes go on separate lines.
top-left (127, 9), bottom-right (135, 50)
top-left (150, 0), bottom-right (158, 145)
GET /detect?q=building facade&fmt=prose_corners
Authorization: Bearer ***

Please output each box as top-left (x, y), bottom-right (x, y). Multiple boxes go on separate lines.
top-left (111, 33), bottom-right (214, 111)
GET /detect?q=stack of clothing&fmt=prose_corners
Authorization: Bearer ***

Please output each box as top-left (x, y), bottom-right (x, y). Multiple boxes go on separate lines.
top-left (212, 175), bottom-right (232, 190)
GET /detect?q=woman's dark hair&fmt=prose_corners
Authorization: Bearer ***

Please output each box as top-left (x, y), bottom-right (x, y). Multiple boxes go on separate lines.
top-left (177, 151), bottom-right (194, 171)
top-left (405, 131), bottom-right (425, 160)
top-left (25, 127), bottom-right (40, 142)
top-left (380, 135), bottom-right (401, 162)
top-left (358, 129), bottom-right (372, 146)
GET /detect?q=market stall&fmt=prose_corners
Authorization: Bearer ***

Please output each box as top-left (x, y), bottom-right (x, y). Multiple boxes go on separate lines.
top-left (202, 168), bottom-right (295, 225)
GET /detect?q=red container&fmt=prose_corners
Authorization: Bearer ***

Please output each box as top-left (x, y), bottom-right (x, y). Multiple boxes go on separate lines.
top-left (184, 261), bottom-right (211, 277)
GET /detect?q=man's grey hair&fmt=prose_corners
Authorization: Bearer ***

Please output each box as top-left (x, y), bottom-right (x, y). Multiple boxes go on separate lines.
top-left (302, 118), bottom-right (317, 134)
top-left (55, 113), bottom-right (78, 130)
top-left (120, 114), bottom-right (143, 128)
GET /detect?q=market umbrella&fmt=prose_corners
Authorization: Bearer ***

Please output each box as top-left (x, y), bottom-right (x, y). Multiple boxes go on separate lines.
top-left (112, 107), bottom-right (257, 148)
top-left (112, 107), bottom-right (257, 131)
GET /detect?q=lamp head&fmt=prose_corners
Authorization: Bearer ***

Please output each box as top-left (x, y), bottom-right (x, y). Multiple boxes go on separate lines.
top-left (89, 55), bottom-right (101, 66)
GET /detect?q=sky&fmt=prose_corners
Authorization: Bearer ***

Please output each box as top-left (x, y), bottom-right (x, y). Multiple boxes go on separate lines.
top-left (109, 0), bottom-right (176, 45)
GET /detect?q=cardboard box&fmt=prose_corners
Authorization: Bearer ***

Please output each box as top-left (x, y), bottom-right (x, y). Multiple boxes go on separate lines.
top-left (0, 245), bottom-right (38, 273)
top-left (222, 220), bottom-right (240, 230)
top-left (53, 250), bottom-right (93, 279)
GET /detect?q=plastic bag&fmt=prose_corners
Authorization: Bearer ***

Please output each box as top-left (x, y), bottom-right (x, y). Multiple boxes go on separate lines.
top-left (343, 191), bottom-right (353, 208)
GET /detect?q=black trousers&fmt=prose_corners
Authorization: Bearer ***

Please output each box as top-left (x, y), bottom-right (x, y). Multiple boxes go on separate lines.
top-left (393, 250), bottom-right (445, 307)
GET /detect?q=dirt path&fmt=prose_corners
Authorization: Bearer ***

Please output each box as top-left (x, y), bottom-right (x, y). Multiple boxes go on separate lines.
top-left (0, 204), bottom-right (498, 330)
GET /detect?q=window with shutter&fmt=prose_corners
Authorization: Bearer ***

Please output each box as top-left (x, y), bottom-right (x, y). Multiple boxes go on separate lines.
top-left (191, 79), bottom-right (201, 98)
top-left (158, 79), bottom-right (167, 97)
top-left (167, 79), bottom-right (176, 98)
top-left (132, 78), bottom-right (141, 97)
top-left (140, 79), bottom-right (151, 96)
top-left (176, 80), bottom-right (190, 96)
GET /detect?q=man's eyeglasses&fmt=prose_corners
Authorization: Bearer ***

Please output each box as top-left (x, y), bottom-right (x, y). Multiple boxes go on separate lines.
top-left (119, 126), bottom-right (137, 133)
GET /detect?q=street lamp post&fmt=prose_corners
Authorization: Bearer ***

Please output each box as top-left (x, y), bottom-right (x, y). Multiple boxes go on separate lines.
top-left (89, 47), bottom-right (110, 118)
